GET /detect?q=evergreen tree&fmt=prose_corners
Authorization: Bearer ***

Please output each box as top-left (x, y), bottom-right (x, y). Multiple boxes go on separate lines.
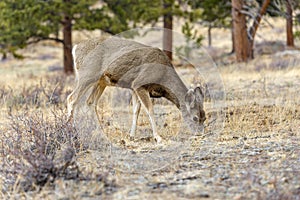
top-left (104, 0), bottom-right (162, 27)
top-left (0, 0), bottom-right (130, 73)
top-left (105, 0), bottom-right (185, 61)
top-left (188, 0), bottom-right (231, 47)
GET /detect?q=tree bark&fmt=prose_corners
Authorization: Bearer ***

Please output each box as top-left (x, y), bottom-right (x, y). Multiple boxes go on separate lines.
top-left (208, 24), bottom-right (212, 47)
top-left (163, 0), bottom-right (173, 61)
top-left (231, 20), bottom-right (235, 53)
top-left (248, 0), bottom-right (271, 56)
top-left (249, 0), bottom-right (271, 41)
top-left (63, 10), bottom-right (73, 73)
top-left (1, 52), bottom-right (7, 60)
top-left (231, 0), bottom-right (270, 62)
top-left (231, 0), bottom-right (251, 62)
top-left (286, 0), bottom-right (294, 47)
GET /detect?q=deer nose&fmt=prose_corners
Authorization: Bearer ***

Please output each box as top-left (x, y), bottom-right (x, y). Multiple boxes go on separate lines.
top-left (193, 116), bottom-right (199, 122)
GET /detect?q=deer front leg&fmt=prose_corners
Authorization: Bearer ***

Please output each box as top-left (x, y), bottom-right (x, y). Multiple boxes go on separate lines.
top-left (135, 88), bottom-right (162, 143)
top-left (67, 93), bottom-right (75, 122)
top-left (130, 92), bottom-right (141, 140)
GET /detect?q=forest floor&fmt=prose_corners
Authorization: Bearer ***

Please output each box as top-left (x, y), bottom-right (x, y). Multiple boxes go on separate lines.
top-left (1, 18), bottom-right (300, 199)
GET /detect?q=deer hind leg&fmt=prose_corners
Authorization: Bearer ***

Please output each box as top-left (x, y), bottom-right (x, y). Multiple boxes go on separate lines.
top-left (135, 87), bottom-right (162, 143)
top-left (86, 82), bottom-right (106, 124)
top-left (130, 92), bottom-right (141, 140)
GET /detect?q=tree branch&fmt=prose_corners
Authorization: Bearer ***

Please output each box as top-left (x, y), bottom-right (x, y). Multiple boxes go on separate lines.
top-left (249, 0), bottom-right (271, 42)
top-left (26, 37), bottom-right (64, 45)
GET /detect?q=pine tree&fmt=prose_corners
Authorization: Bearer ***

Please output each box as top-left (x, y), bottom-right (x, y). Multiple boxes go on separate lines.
top-left (188, 0), bottom-right (231, 47)
top-left (0, 0), bottom-right (130, 73)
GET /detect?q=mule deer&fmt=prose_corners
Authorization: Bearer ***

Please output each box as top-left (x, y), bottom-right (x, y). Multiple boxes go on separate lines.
top-left (67, 37), bottom-right (206, 143)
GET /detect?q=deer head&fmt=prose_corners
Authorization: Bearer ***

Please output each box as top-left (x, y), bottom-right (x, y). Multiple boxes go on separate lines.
top-left (184, 87), bottom-right (206, 133)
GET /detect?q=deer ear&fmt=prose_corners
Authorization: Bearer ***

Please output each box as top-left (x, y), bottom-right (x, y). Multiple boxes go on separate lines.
top-left (185, 89), bottom-right (195, 112)
top-left (194, 87), bottom-right (204, 103)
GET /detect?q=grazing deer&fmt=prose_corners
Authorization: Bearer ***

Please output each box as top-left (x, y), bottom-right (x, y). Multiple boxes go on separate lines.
top-left (67, 37), bottom-right (206, 143)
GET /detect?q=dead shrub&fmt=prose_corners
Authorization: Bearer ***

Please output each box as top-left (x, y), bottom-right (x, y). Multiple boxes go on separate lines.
top-left (0, 109), bottom-right (81, 192)
top-left (2, 74), bottom-right (69, 110)
top-left (0, 107), bottom-right (115, 196)
top-left (268, 58), bottom-right (291, 70)
top-left (0, 71), bottom-right (117, 197)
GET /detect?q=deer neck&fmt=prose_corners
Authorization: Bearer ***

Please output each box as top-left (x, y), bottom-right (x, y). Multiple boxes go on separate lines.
top-left (161, 72), bottom-right (188, 113)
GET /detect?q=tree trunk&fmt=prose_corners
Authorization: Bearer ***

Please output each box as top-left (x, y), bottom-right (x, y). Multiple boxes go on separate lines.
top-left (231, 0), bottom-right (251, 62)
top-left (286, 0), bottom-right (294, 47)
top-left (1, 52), bottom-right (7, 60)
top-left (208, 24), bottom-right (212, 47)
top-left (163, 0), bottom-right (173, 61)
top-left (63, 12), bottom-right (73, 74)
top-left (231, 20), bottom-right (235, 53)
top-left (249, 0), bottom-right (271, 56)
top-left (232, 0), bottom-right (270, 62)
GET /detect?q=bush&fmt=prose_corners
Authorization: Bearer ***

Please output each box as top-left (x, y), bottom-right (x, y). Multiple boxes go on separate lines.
top-left (1, 109), bottom-right (81, 192)
top-left (0, 74), bottom-right (115, 196)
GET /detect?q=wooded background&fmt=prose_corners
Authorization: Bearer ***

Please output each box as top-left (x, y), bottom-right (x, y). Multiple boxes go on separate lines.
top-left (0, 0), bottom-right (299, 72)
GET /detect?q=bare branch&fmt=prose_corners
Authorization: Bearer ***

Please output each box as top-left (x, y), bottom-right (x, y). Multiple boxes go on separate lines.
top-left (249, 0), bottom-right (271, 41)
top-left (26, 37), bottom-right (64, 46)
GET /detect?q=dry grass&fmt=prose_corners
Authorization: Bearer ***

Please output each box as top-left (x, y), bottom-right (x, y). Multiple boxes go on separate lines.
top-left (1, 57), bottom-right (299, 200)
top-left (1, 18), bottom-right (300, 199)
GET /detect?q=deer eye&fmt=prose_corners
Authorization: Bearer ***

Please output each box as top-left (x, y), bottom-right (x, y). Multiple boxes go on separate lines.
top-left (193, 116), bottom-right (199, 122)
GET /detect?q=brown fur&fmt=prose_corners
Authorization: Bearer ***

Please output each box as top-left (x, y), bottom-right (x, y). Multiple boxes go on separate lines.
top-left (67, 37), bottom-right (206, 142)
